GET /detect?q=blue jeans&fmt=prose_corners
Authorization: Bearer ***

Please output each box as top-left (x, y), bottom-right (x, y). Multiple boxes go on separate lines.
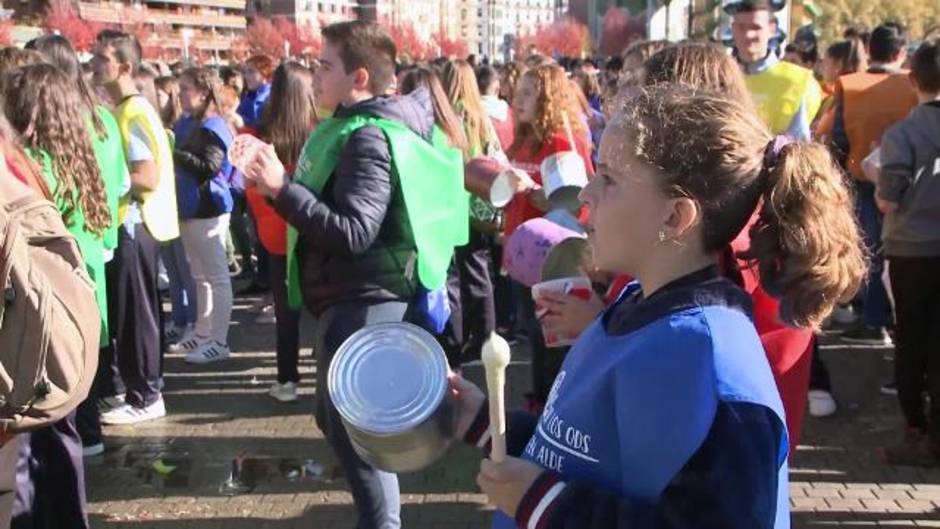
top-left (855, 182), bottom-right (891, 328)
top-left (314, 300), bottom-right (408, 529)
top-left (161, 238), bottom-right (196, 328)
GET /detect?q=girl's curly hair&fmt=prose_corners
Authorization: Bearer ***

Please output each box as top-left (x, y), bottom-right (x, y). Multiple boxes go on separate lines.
top-left (1, 63), bottom-right (110, 237)
top-left (508, 63), bottom-right (586, 157)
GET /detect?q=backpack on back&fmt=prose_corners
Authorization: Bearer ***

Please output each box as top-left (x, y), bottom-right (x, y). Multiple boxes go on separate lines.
top-left (0, 192), bottom-right (100, 434)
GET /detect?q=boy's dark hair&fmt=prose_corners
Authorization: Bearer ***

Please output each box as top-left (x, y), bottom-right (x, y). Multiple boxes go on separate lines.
top-left (96, 29), bottom-right (141, 68)
top-left (911, 38), bottom-right (940, 94)
top-left (219, 65), bottom-right (242, 85)
top-left (826, 39), bottom-right (866, 75)
top-left (843, 25), bottom-right (871, 46)
top-left (321, 21), bottom-right (396, 95)
top-left (429, 56), bottom-right (449, 73)
top-left (786, 40), bottom-right (818, 65)
top-left (869, 22), bottom-right (908, 63)
top-left (475, 64), bottom-right (498, 94)
top-left (605, 55), bottom-right (624, 73)
top-left (726, 0), bottom-right (775, 14)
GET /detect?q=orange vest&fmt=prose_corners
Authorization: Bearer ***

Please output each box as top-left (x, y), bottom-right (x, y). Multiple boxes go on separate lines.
top-left (839, 71), bottom-right (918, 179)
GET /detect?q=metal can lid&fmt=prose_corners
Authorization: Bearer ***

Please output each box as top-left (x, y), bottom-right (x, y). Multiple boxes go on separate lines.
top-left (328, 322), bottom-right (449, 436)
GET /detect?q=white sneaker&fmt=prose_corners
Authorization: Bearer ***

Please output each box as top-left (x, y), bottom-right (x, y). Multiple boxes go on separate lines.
top-left (101, 398), bottom-right (166, 425)
top-left (165, 323), bottom-right (194, 345)
top-left (268, 382), bottom-right (299, 402)
top-left (82, 442), bottom-right (105, 457)
top-left (808, 390), bottom-right (837, 418)
top-left (97, 393), bottom-right (126, 414)
top-left (168, 334), bottom-right (203, 354)
top-left (185, 341), bottom-right (231, 364)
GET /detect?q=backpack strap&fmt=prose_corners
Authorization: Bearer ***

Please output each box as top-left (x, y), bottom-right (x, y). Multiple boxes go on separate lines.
top-left (4, 143), bottom-right (50, 201)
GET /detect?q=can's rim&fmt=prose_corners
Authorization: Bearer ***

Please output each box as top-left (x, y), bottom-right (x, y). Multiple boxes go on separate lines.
top-left (328, 321), bottom-right (449, 435)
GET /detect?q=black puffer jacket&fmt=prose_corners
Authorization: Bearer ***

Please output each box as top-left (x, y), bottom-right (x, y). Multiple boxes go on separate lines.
top-left (274, 88), bottom-right (437, 315)
top-left (174, 123), bottom-right (228, 219)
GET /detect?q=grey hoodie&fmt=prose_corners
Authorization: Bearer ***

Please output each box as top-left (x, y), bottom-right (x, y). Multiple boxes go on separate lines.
top-left (878, 101), bottom-right (940, 257)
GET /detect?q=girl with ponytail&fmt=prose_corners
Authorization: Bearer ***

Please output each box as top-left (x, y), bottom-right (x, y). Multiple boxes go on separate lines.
top-left (450, 84), bottom-right (866, 529)
top-left (170, 66), bottom-right (236, 365)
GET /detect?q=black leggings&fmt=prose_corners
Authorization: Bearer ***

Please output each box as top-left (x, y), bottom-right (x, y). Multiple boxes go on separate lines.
top-left (269, 254), bottom-right (301, 384)
top-left (890, 255), bottom-right (940, 441)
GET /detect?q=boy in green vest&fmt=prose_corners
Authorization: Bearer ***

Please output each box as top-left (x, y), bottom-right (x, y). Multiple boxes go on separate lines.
top-left (91, 30), bottom-right (179, 426)
top-left (247, 21), bottom-right (466, 529)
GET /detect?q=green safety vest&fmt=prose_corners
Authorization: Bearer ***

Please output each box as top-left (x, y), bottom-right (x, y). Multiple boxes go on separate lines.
top-left (287, 115), bottom-right (469, 308)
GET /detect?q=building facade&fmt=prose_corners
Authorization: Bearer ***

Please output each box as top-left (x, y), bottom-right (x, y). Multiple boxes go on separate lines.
top-left (480, 0), bottom-right (566, 60)
top-left (7, 0), bottom-right (567, 61)
top-left (245, 0), bottom-right (354, 31)
top-left (65, 0), bottom-right (246, 60)
top-left (440, 0), bottom-right (478, 53)
top-left (376, 0), bottom-right (440, 41)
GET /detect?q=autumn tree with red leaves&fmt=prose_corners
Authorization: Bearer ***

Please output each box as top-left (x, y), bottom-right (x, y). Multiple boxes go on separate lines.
top-left (242, 16), bottom-right (285, 58)
top-left (273, 16), bottom-right (320, 57)
top-left (240, 16), bottom-right (320, 60)
top-left (432, 31), bottom-right (470, 59)
top-left (42, 0), bottom-right (104, 52)
top-left (386, 22), bottom-right (431, 62)
top-left (519, 17), bottom-right (591, 58)
top-left (599, 6), bottom-right (646, 56)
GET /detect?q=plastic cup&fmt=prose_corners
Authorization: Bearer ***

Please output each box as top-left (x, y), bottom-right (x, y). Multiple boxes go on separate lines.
top-left (532, 276), bottom-right (592, 348)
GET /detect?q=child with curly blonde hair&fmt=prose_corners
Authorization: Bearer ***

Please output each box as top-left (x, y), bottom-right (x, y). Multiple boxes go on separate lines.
top-left (504, 63), bottom-right (594, 407)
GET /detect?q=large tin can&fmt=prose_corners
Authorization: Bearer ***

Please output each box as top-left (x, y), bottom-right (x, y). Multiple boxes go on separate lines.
top-left (328, 322), bottom-right (453, 473)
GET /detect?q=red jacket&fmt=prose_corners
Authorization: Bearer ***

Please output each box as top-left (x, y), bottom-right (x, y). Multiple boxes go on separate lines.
top-left (730, 217), bottom-right (814, 454)
top-left (505, 131), bottom-right (594, 238)
top-left (241, 127), bottom-right (289, 256)
top-left (491, 113), bottom-right (515, 152)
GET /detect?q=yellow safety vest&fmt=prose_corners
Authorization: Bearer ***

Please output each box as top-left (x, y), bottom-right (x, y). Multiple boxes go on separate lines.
top-left (115, 95), bottom-right (180, 242)
top-left (745, 61), bottom-right (823, 135)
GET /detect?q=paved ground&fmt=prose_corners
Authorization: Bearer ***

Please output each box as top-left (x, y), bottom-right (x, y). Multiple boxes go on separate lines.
top-left (84, 294), bottom-right (940, 528)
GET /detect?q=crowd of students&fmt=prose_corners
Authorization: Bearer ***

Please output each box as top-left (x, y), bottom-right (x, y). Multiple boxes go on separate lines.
top-left (2, 0), bottom-right (940, 527)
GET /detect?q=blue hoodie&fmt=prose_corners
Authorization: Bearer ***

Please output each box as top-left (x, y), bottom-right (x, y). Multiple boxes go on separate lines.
top-left (237, 83), bottom-right (271, 128)
top-left (173, 115), bottom-right (234, 219)
top-left (466, 266), bottom-right (789, 529)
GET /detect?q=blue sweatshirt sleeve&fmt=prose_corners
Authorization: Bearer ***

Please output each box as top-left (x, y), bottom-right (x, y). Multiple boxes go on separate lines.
top-left (518, 401), bottom-right (784, 529)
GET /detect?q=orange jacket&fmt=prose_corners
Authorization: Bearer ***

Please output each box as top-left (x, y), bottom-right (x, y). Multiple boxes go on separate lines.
top-left (240, 127), bottom-right (289, 256)
top-left (839, 71), bottom-right (918, 179)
